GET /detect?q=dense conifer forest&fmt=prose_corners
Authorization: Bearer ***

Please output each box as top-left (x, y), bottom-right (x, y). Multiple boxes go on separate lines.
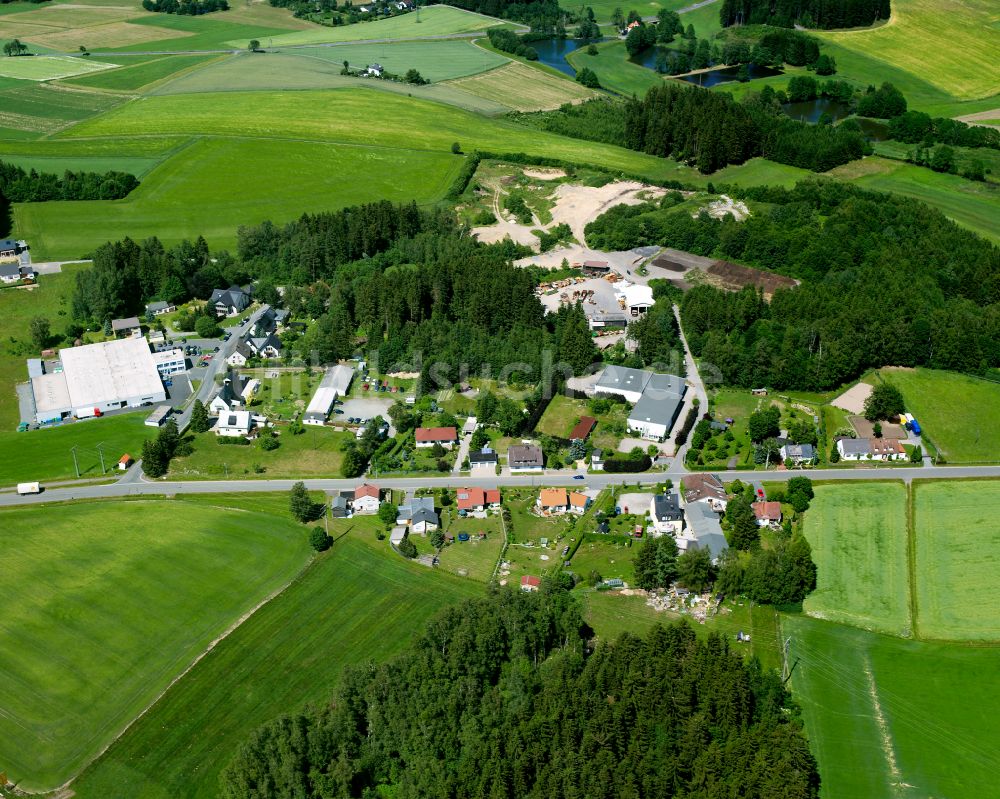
top-left (0, 161), bottom-right (138, 203)
top-left (220, 585), bottom-right (820, 799)
top-left (719, 0), bottom-right (889, 30)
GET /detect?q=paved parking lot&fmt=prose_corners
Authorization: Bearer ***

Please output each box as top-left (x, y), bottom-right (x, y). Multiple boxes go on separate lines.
top-left (337, 397), bottom-right (393, 423)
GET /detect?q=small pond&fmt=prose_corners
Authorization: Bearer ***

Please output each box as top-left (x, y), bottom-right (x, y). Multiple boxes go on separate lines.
top-left (529, 38), bottom-right (587, 77)
top-left (674, 63), bottom-right (783, 87)
top-left (782, 97), bottom-right (852, 123)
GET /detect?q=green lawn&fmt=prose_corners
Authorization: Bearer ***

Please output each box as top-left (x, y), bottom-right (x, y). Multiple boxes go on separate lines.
top-left (226, 5), bottom-right (510, 47)
top-left (876, 368), bottom-right (1000, 462)
top-left (801, 482), bottom-right (911, 637)
top-left (0, 497), bottom-right (312, 790)
top-left (504, 489), bottom-right (571, 543)
top-left (0, 54), bottom-right (119, 81)
top-left (68, 511), bottom-right (479, 799)
top-left (566, 40), bottom-right (664, 98)
top-left (785, 615), bottom-right (1000, 799)
top-left (169, 425), bottom-right (354, 479)
top-left (570, 536), bottom-right (636, 583)
top-left (435, 511), bottom-right (504, 580)
top-left (95, 13), bottom-right (302, 53)
top-left (702, 157), bottom-right (814, 189)
top-left (534, 393), bottom-right (628, 452)
top-left (914, 481), bottom-right (1000, 641)
top-left (14, 135), bottom-right (463, 259)
top-left (0, 80), bottom-right (125, 139)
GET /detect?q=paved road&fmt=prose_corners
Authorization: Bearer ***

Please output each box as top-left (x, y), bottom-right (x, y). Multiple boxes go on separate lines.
top-left (5, 458), bottom-right (1000, 508)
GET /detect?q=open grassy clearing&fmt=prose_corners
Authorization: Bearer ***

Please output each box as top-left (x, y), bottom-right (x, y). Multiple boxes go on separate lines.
top-left (169, 426), bottom-right (354, 479)
top-left (446, 60), bottom-right (596, 111)
top-left (435, 511), bottom-right (504, 580)
top-left (877, 368), bottom-right (1000, 462)
top-left (63, 53), bottom-right (222, 92)
top-left (14, 135), bottom-right (463, 259)
top-left (102, 12), bottom-right (300, 53)
top-left (816, 0), bottom-right (999, 101)
top-left (914, 481), bottom-right (1000, 641)
top-left (874, 138), bottom-right (1000, 185)
top-left (229, 4), bottom-right (509, 48)
top-left (566, 39), bottom-right (664, 98)
top-left (826, 156), bottom-right (1000, 243)
top-left (785, 615), bottom-right (1000, 799)
top-left (0, 498), bottom-right (312, 790)
top-left (59, 89), bottom-right (684, 178)
top-left (298, 39), bottom-right (509, 81)
top-left (68, 510), bottom-right (479, 799)
top-left (703, 157), bottom-right (814, 189)
top-left (0, 55), bottom-right (118, 81)
top-left (0, 413), bottom-right (157, 485)
top-left (801, 483), bottom-right (910, 636)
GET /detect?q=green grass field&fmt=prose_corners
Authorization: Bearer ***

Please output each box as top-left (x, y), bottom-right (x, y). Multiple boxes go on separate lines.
top-left (169, 425), bottom-right (353, 479)
top-left (446, 60), bottom-right (595, 111)
top-left (801, 483), bottom-right (910, 636)
top-left (0, 80), bottom-right (124, 139)
top-left (67, 509), bottom-right (479, 799)
top-left (914, 481), bottom-right (1000, 641)
top-left (566, 40), bottom-right (664, 98)
top-left (0, 55), bottom-right (119, 81)
top-left (435, 512), bottom-right (504, 580)
top-left (0, 413), bottom-right (157, 484)
top-left (816, 0), bottom-right (998, 102)
top-left (785, 615), bottom-right (1000, 799)
top-left (228, 5), bottom-right (509, 48)
top-left (14, 135), bottom-right (463, 259)
top-left (63, 53), bottom-right (222, 91)
top-left (570, 537), bottom-right (636, 583)
top-left (0, 497), bottom-right (312, 790)
top-left (875, 368), bottom-right (1000, 462)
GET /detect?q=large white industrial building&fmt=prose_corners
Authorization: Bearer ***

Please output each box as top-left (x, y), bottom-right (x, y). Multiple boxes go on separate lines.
top-left (303, 364), bottom-right (355, 425)
top-left (31, 337), bottom-right (166, 424)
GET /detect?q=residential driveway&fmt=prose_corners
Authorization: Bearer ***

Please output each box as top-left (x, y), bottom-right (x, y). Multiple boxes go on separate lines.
top-left (452, 429), bottom-right (472, 474)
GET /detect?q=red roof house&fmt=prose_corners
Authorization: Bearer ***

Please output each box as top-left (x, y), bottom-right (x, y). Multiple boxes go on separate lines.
top-left (520, 575), bottom-right (541, 592)
top-left (456, 487), bottom-right (501, 511)
top-left (752, 501), bottom-right (782, 525)
top-left (568, 416), bottom-right (597, 442)
top-left (415, 426), bottom-right (458, 447)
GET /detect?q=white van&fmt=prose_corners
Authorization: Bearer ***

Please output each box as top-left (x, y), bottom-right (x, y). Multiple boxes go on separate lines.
top-left (17, 482), bottom-right (41, 495)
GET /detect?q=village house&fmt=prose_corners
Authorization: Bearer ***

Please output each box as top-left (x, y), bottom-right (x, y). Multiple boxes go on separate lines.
top-left (111, 317), bottom-right (142, 339)
top-left (145, 300), bottom-right (176, 316)
top-left (331, 492), bottom-right (352, 519)
top-left (520, 575), bottom-right (541, 592)
top-left (836, 437), bottom-right (871, 460)
top-left (569, 491), bottom-right (591, 515)
top-left (0, 263), bottom-right (34, 284)
top-left (537, 488), bottom-right (569, 515)
top-left (209, 374), bottom-right (245, 415)
top-left (508, 443), bottom-right (544, 472)
top-left (871, 438), bottom-right (906, 460)
top-left (650, 492), bottom-right (684, 536)
top-left (753, 501), bottom-right (783, 527)
top-left (248, 333), bottom-right (282, 359)
top-left (780, 442), bottom-right (816, 465)
top-left (415, 427), bottom-right (458, 449)
top-left (216, 410), bottom-right (253, 438)
top-left (681, 473), bottom-right (728, 511)
top-left (680, 501), bottom-right (728, 563)
top-left (353, 483), bottom-right (381, 514)
top-left (397, 495), bottom-right (439, 533)
top-left (210, 285), bottom-right (252, 317)
top-left (0, 238), bottom-right (25, 258)
top-left (469, 447), bottom-right (499, 471)
top-left (591, 448), bottom-right (604, 470)
top-left (456, 487), bottom-right (501, 514)
top-left (227, 340), bottom-right (255, 367)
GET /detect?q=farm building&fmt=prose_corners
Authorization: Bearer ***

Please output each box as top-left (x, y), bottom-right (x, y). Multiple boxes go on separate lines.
top-left (30, 337), bottom-right (166, 425)
top-left (415, 427), bottom-right (458, 448)
top-left (581, 260), bottom-right (610, 276)
top-left (303, 364), bottom-right (354, 425)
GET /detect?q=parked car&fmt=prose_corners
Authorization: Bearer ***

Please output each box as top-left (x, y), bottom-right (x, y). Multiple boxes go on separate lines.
top-left (573, 475), bottom-right (585, 480)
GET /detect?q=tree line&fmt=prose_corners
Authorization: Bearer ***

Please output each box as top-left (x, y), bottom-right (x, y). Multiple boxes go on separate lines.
top-left (141, 0), bottom-right (229, 13)
top-left (720, 0), bottom-right (889, 29)
top-left (0, 160), bottom-right (139, 203)
top-left (889, 111), bottom-right (1000, 150)
top-left (220, 584), bottom-right (820, 798)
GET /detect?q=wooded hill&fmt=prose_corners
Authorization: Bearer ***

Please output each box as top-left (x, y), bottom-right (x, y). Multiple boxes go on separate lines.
top-left (719, 0), bottom-right (889, 30)
top-left (220, 584), bottom-right (820, 798)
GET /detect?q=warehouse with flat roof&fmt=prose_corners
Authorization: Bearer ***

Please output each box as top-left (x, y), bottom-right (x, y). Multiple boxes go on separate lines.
top-left (30, 337), bottom-right (166, 424)
top-left (303, 364), bottom-right (355, 425)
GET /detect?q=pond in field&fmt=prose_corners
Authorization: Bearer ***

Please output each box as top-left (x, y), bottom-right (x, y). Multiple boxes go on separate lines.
top-left (782, 97), bottom-right (852, 123)
top-left (530, 38), bottom-right (587, 76)
top-left (673, 63), bottom-right (783, 86)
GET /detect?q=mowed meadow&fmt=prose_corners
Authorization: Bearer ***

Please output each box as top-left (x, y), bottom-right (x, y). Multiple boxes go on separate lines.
top-left (0, 497), bottom-right (313, 790)
top-left (788, 479), bottom-right (1000, 799)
